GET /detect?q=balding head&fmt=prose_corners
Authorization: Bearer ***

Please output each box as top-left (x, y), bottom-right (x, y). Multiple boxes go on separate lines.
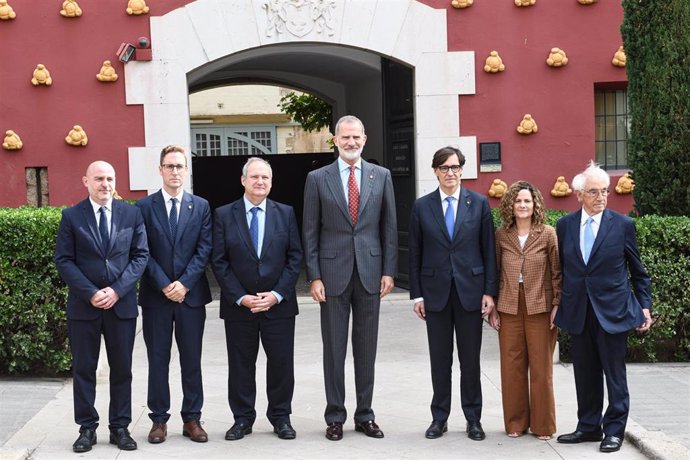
top-left (83, 161), bottom-right (116, 205)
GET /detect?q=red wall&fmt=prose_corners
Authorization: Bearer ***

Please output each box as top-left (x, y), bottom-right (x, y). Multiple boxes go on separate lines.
top-left (0, 1), bottom-right (188, 206)
top-left (421, 0), bottom-right (633, 213)
top-left (2, 1), bottom-right (633, 213)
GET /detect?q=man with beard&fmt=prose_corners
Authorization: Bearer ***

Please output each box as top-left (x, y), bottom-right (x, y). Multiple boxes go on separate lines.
top-left (302, 115), bottom-right (398, 441)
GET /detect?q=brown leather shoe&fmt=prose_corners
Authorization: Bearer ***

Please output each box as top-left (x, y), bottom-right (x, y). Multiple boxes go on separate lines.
top-left (183, 420), bottom-right (208, 443)
top-left (355, 420), bottom-right (384, 438)
top-left (326, 422), bottom-right (343, 441)
top-left (148, 422), bottom-right (167, 444)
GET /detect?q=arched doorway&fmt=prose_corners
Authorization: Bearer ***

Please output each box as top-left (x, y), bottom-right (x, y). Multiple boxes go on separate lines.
top-left (124, 0), bottom-right (478, 285)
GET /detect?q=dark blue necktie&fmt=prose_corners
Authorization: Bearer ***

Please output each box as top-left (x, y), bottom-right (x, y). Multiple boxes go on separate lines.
top-left (444, 196), bottom-right (455, 238)
top-left (169, 197), bottom-right (178, 240)
top-left (249, 207), bottom-right (260, 254)
top-left (99, 206), bottom-right (110, 250)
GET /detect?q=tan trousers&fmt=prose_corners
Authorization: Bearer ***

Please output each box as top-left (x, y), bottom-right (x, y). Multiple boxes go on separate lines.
top-left (498, 285), bottom-right (557, 436)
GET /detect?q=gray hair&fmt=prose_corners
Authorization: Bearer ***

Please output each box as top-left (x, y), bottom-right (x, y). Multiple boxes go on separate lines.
top-left (334, 115), bottom-right (365, 136)
top-left (242, 157), bottom-right (272, 178)
top-left (572, 160), bottom-right (610, 191)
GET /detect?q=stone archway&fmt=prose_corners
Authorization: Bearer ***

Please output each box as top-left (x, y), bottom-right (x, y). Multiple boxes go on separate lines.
top-left (124, 0), bottom-right (476, 196)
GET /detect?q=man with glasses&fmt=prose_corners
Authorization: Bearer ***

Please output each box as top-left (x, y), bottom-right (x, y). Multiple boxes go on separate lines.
top-left (136, 145), bottom-right (213, 444)
top-left (408, 146), bottom-right (497, 441)
top-left (555, 161), bottom-right (652, 453)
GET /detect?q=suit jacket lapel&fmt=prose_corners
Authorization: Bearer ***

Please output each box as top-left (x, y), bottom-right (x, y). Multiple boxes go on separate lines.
top-left (570, 210), bottom-right (585, 263)
top-left (325, 161), bottom-right (351, 224)
top-left (152, 191), bottom-right (174, 245)
top-left (233, 200), bottom-right (259, 261)
top-left (358, 160), bottom-right (374, 219)
top-left (80, 199), bottom-right (103, 255)
top-left (108, 200), bottom-right (122, 255)
top-left (522, 225), bottom-right (542, 252)
top-left (174, 193), bottom-right (193, 246)
top-left (454, 187), bottom-right (471, 240)
top-left (429, 190), bottom-right (449, 242)
top-left (260, 200), bottom-right (276, 259)
top-left (590, 209), bottom-right (612, 261)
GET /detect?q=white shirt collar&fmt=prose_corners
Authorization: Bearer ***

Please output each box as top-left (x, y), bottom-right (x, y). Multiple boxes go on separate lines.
top-left (338, 157), bottom-right (361, 172)
top-left (439, 187), bottom-right (461, 202)
top-left (89, 197), bottom-right (112, 213)
top-left (161, 188), bottom-right (183, 203)
top-left (244, 195), bottom-right (266, 213)
top-left (581, 209), bottom-right (603, 226)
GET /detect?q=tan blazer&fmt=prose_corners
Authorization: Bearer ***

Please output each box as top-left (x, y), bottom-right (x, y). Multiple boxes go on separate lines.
top-left (495, 224), bottom-right (561, 315)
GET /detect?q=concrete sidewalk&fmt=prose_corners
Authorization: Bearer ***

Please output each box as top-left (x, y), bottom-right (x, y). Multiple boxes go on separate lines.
top-left (1, 293), bottom-right (688, 459)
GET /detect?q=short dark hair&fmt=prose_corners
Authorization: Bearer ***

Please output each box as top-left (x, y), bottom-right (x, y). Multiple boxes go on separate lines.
top-left (159, 145), bottom-right (186, 165)
top-left (432, 146), bottom-right (465, 169)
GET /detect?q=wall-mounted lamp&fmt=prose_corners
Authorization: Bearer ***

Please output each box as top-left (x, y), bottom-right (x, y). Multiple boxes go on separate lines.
top-left (117, 43), bottom-right (136, 63)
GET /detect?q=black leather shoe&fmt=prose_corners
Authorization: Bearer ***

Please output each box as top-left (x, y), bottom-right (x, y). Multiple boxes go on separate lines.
top-left (600, 435), bottom-right (623, 452)
top-left (425, 421), bottom-right (448, 439)
top-left (326, 422), bottom-right (343, 441)
top-left (73, 429), bottom-right (97, 453)
top-left (466, 421), bottom-right (486, 441)
top-left (355, 420), bottom-right (384, 438)
top-left (274, 422), bottom-right (296, 440)
top-left (109, 427), bottom-right (137, 451)
top-left (556, 430), bottom-right (604, 444)
top-left (225, 422), bottom-right (252, 441)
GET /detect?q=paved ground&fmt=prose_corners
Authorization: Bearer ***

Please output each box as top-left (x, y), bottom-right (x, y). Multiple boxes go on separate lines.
top-left (1, 293), bottom-right (688, 459)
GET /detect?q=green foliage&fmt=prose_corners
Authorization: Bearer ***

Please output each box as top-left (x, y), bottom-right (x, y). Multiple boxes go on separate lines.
top-left (630, 216), bottom-right (690, 361)
top-left (0, 207), bottom-right (71, 375)
top-left (621, 0), bottom-right (690, 216)
top-left (278, 92), bottom-right (332, 133)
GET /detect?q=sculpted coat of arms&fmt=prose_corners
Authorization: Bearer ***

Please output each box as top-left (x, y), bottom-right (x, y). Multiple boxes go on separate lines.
top-left (263, 0), bottom-right (335, 38)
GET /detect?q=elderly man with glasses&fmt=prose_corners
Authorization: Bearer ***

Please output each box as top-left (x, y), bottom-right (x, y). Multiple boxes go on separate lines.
top-left (554, 161), bottom-right (652, 453)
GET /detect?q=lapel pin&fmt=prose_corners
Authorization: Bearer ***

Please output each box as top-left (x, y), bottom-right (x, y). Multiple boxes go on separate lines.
top-left (188, 204), bottom-right (192, 209)
top-left (370, 175), bottom-right (374, 179)
top-left (466, 200), bottom-right (471, 206)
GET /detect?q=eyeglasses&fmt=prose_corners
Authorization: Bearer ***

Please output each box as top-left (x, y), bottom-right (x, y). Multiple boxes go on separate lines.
top-left (161, 164), bottom-right (186, 172)
top-left (584, 188), bottom-right (609, 198)
top-left (437, 165), bottom-right (462, 174)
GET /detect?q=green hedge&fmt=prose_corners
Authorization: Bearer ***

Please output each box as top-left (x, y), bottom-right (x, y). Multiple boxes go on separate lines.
top-left (493, 208), bottom-right (690, 362)
top-left (0, 207), bottom-right (687, 375)
top-left (0, 207), bottom-right (70, 374)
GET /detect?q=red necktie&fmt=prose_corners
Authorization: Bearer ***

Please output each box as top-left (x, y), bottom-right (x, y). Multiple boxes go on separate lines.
top-left (348, 165), bottom-right (359, 226)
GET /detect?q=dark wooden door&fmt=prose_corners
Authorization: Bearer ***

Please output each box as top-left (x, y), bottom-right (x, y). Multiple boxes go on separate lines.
top-left (382, 58), bottom-right (415, 289)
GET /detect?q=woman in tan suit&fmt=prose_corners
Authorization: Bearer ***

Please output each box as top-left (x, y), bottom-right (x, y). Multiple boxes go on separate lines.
top-left (489, 181), bottom-right (561, 440)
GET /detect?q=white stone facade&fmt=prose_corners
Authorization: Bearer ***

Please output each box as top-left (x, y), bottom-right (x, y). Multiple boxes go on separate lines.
top-left (125, 0), bottom-right (476, 196)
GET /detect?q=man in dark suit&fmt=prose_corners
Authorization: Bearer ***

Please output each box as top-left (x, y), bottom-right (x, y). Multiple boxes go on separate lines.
top-left (212, 157), bottom-right (302, 441)
top-left (408, 146), bottom-right (497, 441)
top-left (55, 161), bottom-right (148, 453)
top-left (136, 145), bottom-right (212, 444)
top-left (302, 115), bottom-right (398, 441)
top-left (555, 161), bottom-right (652, 453)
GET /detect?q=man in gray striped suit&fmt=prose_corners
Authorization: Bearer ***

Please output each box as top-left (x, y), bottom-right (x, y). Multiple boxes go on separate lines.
top-left (302, 115), bottom-right (398, 441)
